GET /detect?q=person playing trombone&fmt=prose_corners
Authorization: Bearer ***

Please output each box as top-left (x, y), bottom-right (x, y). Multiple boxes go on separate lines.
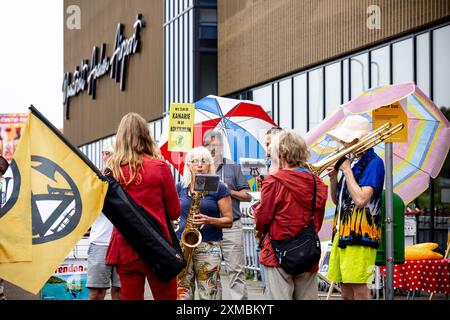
top-left (325, 115), bottom-right (385, 300)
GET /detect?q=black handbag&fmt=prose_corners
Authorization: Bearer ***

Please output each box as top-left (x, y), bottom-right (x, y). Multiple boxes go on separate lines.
top-left (101, 174), bottom-right (186, 283)
top-left (269, 174), bottom-right (321, 276)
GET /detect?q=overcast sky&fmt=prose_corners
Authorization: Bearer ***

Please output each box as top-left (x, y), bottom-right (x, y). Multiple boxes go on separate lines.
top-left (0, 0), bottom-right (63, 128)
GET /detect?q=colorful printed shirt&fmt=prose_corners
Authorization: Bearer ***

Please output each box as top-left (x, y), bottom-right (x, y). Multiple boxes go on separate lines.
top-left (332, 148), bottom-right (385, 249)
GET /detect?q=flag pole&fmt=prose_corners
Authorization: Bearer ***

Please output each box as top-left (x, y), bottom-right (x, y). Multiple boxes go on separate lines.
top-left (28, 105), bottom-right (106, 181)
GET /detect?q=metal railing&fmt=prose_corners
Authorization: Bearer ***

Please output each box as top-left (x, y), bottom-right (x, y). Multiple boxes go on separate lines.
top-left (240, 205), bottom-right (262, 281)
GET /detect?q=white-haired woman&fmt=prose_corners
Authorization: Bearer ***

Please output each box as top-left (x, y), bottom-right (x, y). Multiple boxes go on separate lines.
top-left (176, 146), bottom-right (233, 300)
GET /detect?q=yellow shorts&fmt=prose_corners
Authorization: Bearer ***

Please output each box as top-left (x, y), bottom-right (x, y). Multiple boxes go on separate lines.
top-left (327, 235), bottom-right (376, 284)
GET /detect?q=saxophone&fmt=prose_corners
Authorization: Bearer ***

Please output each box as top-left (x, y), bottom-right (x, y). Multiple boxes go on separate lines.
top-left (179, 191), bottom-right (206, 277)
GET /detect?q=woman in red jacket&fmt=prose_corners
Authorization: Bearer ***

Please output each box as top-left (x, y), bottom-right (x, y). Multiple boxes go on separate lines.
top-left (253, 130), bottom-right (328, 300)
top-left (105, 113), bottom-right (181, 300)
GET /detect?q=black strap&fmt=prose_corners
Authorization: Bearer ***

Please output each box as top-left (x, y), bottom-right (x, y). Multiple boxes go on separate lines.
top-left (165, 211), bottom-right (179, 245)
top-left (311, 174), bottom-right (317, 222)
top-left (166, 183), bottom-right (181, 246)
top-left (265, 172), bottom-right (317, 243)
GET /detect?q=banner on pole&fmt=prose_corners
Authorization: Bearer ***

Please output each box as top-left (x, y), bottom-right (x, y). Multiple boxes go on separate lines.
top-left (168, 103), bottom-right (195, 152)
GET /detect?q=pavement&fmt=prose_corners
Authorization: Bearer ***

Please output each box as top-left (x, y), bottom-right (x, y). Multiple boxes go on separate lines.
top-left (4, 273), bottom-right (448, 300)
top-left (121, 272), bottom-right (266, 300)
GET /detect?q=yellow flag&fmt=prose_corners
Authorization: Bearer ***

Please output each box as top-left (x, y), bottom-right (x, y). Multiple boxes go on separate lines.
top-left (0, 117), bottom-right (32, 262)
top-left (168, 103), bottom-right (195, 152)
top-left (0, 108), bottom-right (108, 294)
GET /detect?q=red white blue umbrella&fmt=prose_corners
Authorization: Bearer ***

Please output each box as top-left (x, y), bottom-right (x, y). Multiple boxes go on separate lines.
top-left (159, 95), bottom-right (277, 174)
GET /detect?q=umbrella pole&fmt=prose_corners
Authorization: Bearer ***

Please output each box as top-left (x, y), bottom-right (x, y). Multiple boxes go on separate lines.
top-left (429, 177), bottom-right (435, 243)
top-left (385, 142), bottom-right (395, 300)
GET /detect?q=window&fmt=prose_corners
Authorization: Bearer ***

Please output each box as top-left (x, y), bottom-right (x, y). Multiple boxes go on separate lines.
top-left (165, 25), bottom-right (169, 111)
top-left (416, 32), bottom-right (430, 96)
top-left (370, 46), bottom-right (390, 88)
top-left (325, 62), bottom-right (341, 116)
top-left (189, 9), bottom-right (194, 102)
top-left (174, 19), bottom-right (179, 102)
top-left (96, 141), bottom-right (101, 168)
top-left (252, 85), bottom-right (272, 118)
top-left (149, 122), bottom-right (155, 140)
top-left (155, 120), bottom-right (162, 142)
top-left (308, 68), bottom-right (323, 131)
top-left (433, 26), bottom-right (450, 211)
top-left (164, 0), bottom-right (168, 24)
top-left (198, 0), bottom-right (217, 5)
top-left (342, 59), bottom-right (349, 102)
top-left (433, 25), bottom-right (450, 110)
top-left (279, 79), bottom-right (292, 129)
top-left (179, 15), bottom-right (184, 102)
top-left (350, 53), bottom-right (368, 99)
top-left (198, 9), bottom-right (217, 49)
top-left (198, 53), bottom-right (217, 98)
top-left (184, 14), bottom-right (189, 102)
top-left (199, 8), bottom-right (216, 24)
top-left (169, 24), bottom-right (174, 104)
top-left (273, 83), bottom-right (279, 125)
top-left (393, 39), bottom-right (413, 84)
top-left (293, 74), bottom-right (307, 135)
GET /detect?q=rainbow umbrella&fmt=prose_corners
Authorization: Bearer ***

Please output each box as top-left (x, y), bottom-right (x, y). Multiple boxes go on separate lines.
top-left (159, 95), bottom-right (277, 177)
top-left (305, 83), bottom-right (450, 240)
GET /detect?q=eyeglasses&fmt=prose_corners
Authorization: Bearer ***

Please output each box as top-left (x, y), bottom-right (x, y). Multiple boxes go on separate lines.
top-left (189, 159), bottom-right (210, 165)
top-left (205, 143), bottom-right (223, 148)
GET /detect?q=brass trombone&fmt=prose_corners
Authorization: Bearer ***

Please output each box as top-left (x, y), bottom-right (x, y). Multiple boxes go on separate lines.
top-left (309, 122), bottom-right (404, 176)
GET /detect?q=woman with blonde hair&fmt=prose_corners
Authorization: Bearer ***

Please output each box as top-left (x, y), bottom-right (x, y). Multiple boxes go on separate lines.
top-left (105, 112), bottom-right (181, 300)
top-left (253, 130), bottom-right (328, 300)
top-left (176, 146), bottom-right (233, 300)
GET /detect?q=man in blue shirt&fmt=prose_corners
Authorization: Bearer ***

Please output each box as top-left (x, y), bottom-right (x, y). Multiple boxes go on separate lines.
top-left (326, 115), bottom-right (385, 300)
top-left (204, 130), bottom-right (252, 300)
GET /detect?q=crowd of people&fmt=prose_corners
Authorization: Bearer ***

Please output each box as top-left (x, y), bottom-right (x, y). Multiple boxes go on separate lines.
top-left (0, 112), bottom-right (384, 301)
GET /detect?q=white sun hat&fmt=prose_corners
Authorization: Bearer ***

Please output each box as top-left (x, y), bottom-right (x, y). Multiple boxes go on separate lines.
top-left (327, 115), bottom-right (371, 143)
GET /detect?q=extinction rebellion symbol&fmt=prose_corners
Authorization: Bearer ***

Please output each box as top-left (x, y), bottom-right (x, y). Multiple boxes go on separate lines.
top-left (0, 160), bottom-right (21, 219)
top-left (0, 156), bottom-right (82, 244)
top-left (31, 156), bottom-right (82, 244)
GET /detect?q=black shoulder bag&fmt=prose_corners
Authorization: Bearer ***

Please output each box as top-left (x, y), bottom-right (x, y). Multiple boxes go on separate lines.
top-left (269, 174), bottom-right (321, 275)
top-left (102, 174), bottom-right (186, 283)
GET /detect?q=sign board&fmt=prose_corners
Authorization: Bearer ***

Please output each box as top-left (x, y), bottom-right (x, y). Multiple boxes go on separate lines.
top-left (319, 241), bottom-right (332, 274)
top-left (168, 103), bottom-right (195, 152)
top-left (41, 259), bottom-right (88, 300)
top-left (0, 113), bottom-right (28, 161)
top-left (62, 14), bottom-right (145, 119)
top-left (404, 215), bottom-right (417, 236)
top-left (372, 101), bottom-right (408, 142)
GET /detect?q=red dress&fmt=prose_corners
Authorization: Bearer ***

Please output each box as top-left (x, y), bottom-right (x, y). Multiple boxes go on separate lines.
top-left (105, 155), bottom-right (181, 299)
